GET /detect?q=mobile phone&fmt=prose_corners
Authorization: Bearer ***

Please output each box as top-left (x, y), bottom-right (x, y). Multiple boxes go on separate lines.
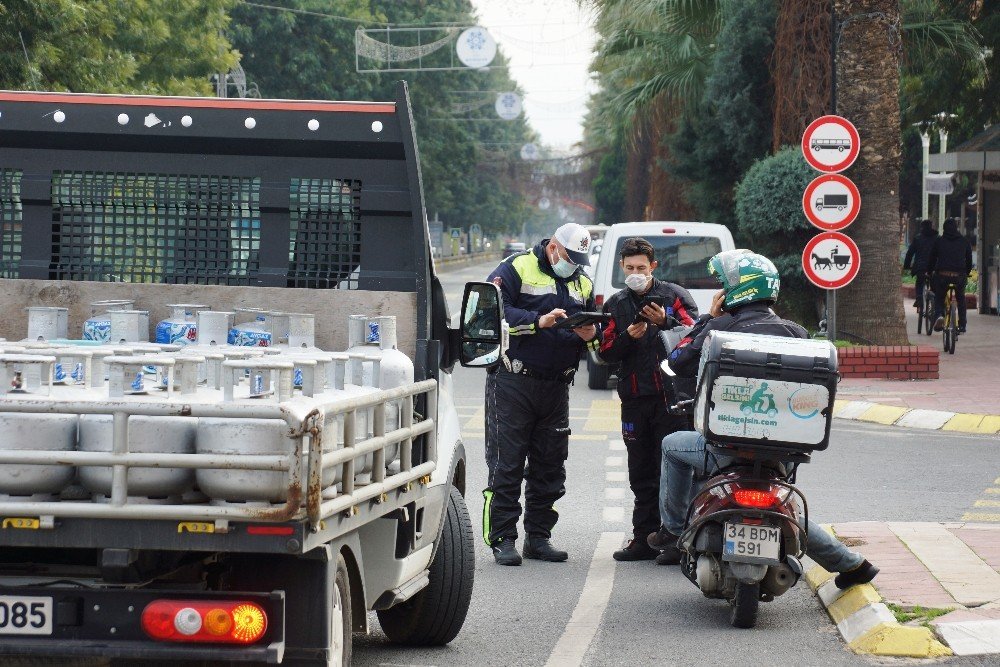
top-left (634, 295), bottom-right (666, 323)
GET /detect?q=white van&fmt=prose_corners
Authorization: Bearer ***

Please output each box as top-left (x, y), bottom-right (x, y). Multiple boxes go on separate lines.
top-left (587, 221), bottom-right (736, 389)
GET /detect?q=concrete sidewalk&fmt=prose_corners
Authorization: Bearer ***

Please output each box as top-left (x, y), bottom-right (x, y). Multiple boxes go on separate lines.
top-left (835, 308), bottom-right (1000, 434)
top-left (807, 522), bottom-right (1000, 658)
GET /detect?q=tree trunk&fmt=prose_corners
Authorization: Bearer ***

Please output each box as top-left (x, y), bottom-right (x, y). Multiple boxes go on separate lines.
top-left (832, 0), bottom-right (908, 344)
top-left (646, 116), bottom-right (699, 221)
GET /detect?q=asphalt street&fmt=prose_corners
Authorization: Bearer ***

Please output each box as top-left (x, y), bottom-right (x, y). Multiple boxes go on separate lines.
top-left (353, 257), bottom-right (1000, 667)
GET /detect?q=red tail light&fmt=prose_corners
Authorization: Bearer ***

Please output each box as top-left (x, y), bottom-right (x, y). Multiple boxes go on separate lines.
top-left (731, 487), bottom-right (778, 509)
top-left (662, 228), bottom-right (676, 234)
top-left (595, 294), bottom-right (604, 306)
top-left (142, 599), bottom-right (267, 644)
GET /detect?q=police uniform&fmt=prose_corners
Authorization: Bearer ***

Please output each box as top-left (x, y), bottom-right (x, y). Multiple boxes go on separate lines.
top-left (483, 238), bottom-right (600, 548)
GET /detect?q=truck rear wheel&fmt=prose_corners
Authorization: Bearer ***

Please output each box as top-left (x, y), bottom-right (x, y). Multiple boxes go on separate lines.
top-left (377, 487), bottom-right (474, 645)
top-left (332, 555), bottom-right (352, 666)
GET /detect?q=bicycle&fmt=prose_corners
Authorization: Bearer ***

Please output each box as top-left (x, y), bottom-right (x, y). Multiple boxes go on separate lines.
top-left (918, 276), bottom-right (934, 336)
top-left (940, 281), bottom-right (959, 355)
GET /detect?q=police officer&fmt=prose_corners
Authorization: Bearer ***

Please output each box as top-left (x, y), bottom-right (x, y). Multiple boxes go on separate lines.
top-left (484, 223), bottom-right (601, 566)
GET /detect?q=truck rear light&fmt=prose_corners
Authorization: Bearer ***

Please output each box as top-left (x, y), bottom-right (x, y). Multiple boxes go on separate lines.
top-left (142, 600), bottom-right (267, 644)
top-left (662, 228), bottom-right (675, 234)
top-left (246, 525), bottom-right (294, 536)
top-left (595, 294), bottom-right (604, 306)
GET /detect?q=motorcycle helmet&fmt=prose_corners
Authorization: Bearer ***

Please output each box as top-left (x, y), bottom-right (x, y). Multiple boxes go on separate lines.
top-left (708, 249), bottom-right (780, 310)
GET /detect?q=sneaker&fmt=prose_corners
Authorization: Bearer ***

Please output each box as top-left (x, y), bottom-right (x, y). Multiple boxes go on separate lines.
top-left (958, 325), bottom-right (967, 334)
top-left (933, 316), bottom-right (944, 332)
top-left (912, 300), bottom-right (920, 308)
top-left (523, 535), bottom-right (568, 562)
top-left (654, 545), bottom-right (682, 565)
top-left (646, 526), bottom-right (678, 551)
top-left (492, 539), bottom-right (522, 566)
top-left (834, 559), bottom-right (879, 589)
top-left (613, 538), bottom-right (658, 561)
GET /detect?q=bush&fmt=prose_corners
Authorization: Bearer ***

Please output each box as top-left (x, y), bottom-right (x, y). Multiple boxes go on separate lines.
top-left (734, 146), bottom-right (821, 326)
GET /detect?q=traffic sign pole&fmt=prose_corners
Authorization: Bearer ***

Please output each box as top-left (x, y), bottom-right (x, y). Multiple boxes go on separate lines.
top-left (827, 290), bottom-right (836, 342)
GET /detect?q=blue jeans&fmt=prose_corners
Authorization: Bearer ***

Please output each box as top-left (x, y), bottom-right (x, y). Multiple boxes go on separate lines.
top-left (659, 431), bottom-right (863, 573)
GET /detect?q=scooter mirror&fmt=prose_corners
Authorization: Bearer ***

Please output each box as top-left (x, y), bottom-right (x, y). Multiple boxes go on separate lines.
top-left (660, 359), bottom-right (675, 377)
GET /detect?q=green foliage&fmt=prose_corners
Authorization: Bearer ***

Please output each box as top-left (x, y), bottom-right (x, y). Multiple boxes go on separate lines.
top-left (667, 0), bottom-right (776, 231)
top-left (734, 146), bottom-right (819, 325)
top-left (0, 0), bottom-right (237, 95)
top-left (592, 139), bottom-right (627, 224)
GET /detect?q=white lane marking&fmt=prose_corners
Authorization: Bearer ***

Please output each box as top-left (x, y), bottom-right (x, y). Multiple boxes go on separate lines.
top-left (606, 471), bottom-right (627, 483)
top-left (604, 487), bottom-right (625, 500)
top-left (609, 439), bottom-right (626, 451)
top-left (605, 456), bottom-right (623, 467)
top-left (602, 507), bottom-right (624, 522)
top-left (544, 531), bottom-right (624, 667)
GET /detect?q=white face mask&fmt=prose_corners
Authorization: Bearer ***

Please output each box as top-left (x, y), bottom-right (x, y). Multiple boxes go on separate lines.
top-left (550, 251), bottom-right (577, 278)
top-left (625, 273), bottom-right (650, 292)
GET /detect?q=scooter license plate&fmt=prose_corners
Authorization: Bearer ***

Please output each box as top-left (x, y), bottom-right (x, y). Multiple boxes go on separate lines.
top-left (723, 523), bottom-right (781, 564)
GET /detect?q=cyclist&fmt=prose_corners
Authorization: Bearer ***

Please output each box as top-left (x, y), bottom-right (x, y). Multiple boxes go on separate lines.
top-left (929, 218), bottom-right (973, 334)
top-left (903, 218), bottom-right (937, 310)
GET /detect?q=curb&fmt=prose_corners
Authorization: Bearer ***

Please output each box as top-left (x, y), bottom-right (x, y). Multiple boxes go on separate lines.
top-left (833, 399), bottom-right (1000, 435)
top-left (805, 565), bottom-right (952, 658)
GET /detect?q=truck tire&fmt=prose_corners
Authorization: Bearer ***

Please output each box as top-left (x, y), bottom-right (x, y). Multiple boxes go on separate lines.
top-left (587, 354), bottom-right (609, 390)
top-left (377, 487), bottom-right (474, 646)
top-left (332, 555), bottom-right (352, 666)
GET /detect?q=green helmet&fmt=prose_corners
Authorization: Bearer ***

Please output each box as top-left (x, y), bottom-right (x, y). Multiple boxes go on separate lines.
top-left (708, 249), bottom-right (780, 309)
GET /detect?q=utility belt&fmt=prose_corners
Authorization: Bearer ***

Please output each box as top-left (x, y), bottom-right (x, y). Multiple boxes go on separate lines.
top-left (936, 270), bottom-right (964, 279)
top-left (497, 355), bottom-right (576, 384)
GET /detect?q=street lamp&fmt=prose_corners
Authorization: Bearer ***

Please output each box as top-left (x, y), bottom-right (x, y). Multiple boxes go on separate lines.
top-left (912, 120), bottom-right (932, 221)
top-left (933, 111), bottom-right (958, 226)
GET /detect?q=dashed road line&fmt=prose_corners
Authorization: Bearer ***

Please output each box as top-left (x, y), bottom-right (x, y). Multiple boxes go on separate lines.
top-left (602, 507), bottom-right (624, 522)
top-left (604, 487), bottom-right (625, 500)
top-left (606, 471), bottom-right (627, 483)
top-left (605, 456), bottom-right (623, 467)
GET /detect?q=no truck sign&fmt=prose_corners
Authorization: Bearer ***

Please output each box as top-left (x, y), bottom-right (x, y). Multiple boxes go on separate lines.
top-left (802, 174), bottom-right (861, 231)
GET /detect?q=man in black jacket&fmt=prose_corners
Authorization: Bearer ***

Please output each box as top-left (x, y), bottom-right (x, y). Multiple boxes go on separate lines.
top-left (598, 237), bottom-right (698, 561)
top-left (647, 249), bottom-right (879, 589)
top-left (903, 219), bottom-right (937, 309)
top-left (930, 217), bottom-right (973, 333)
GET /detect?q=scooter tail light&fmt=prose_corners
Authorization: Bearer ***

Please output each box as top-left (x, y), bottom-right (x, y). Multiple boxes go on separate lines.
top-left (142, 599), bottom-right (267, 644)
top-left (727, 484), bottom-right (779, 509)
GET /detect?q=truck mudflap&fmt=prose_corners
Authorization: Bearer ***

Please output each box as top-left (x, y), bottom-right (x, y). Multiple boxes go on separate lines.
top-left (0, 588), bottom-right (284, 664)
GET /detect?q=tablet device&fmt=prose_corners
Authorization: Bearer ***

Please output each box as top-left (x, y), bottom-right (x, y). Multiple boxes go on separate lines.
top-left (552, 312), bottom-right (612, 329)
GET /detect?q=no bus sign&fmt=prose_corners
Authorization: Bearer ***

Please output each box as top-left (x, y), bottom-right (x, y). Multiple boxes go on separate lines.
top-left (801, 115), bottom-right (860, 173)
top-left (802, 232), bottom-right (861, 290)
top-left (802, 174), bottom-right (861, 231)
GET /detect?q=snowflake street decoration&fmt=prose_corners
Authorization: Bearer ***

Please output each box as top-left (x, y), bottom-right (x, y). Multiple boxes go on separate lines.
top-left (467, 30), bottom-right (486, 51)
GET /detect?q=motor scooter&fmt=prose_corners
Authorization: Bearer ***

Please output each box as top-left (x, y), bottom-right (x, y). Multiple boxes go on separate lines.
top-left (658, 332), bottom-right (810, 629)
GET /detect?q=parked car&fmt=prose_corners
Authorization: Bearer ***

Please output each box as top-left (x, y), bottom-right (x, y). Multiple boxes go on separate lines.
top-left (503, 241), bottom-right (527, 257)
top-left (586, 221), bottom-right (736, 389)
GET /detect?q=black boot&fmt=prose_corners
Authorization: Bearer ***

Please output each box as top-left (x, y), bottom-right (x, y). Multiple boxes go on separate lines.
top-left (835, 559), bottom-right (879, 589)
top-left (613, 538), bottom-right (658, 561)
top-left (523, 535), bottom-right (568, 562)
top-left (492, 539), bottom-right (522, 566)
top-left (647, 526), bottom-right (683, 565)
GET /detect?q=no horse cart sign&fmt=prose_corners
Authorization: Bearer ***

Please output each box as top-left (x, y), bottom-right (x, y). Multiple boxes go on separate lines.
top-left (802, 232), bottom-right (861, 290)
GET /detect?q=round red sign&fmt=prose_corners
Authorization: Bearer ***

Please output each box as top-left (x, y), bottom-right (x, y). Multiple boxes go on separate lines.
top-left (802, 174), bottom-right (861, 231)
top-left (801, 115), bottom-right (860, 173)
top-left (802, 232), bottom-right (861, 289)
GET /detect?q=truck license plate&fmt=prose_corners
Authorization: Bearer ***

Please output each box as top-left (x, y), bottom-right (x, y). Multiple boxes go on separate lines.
top-left (0, 596), bottom-right (53, 635)
top-left (723, 523), bottom-right (781, 564)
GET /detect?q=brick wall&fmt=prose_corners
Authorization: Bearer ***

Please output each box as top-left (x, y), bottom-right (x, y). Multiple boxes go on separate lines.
top-left (837, 345), bottom-right (939, 379)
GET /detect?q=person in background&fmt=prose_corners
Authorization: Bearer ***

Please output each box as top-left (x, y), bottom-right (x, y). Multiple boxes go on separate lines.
top-left (598, 237), bottom-right (698, 562)
top-left (930, 217), bottom-right (973, 334)
top-left (483, 223), bottom-right (601, 566)
top-left (903, 219), bottom-right (938, 310)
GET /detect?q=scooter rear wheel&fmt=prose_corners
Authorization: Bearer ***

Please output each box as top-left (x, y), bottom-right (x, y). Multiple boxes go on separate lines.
top-left (730, 582), bottom-right (760, 629)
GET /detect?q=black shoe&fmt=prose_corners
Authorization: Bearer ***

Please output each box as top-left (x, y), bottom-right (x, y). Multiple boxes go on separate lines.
top-left (492, 539), bottom-right (522, 566)
top-left (655, 547), bottom-right (682, 565)
top-left (613, 538), bottom-right (658, 561)
top-left (834, 559), bottom-right (879, 589)
top-left (933, 316), bottom-right (944, 332)
top-left (523, 535), bottom-right (568, 562)
top-left (646, 526), bottom-right (678, 551)
top-left (958, 326), bottom-right (966, 334)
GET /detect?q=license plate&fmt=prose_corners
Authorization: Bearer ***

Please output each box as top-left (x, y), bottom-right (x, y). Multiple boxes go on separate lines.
top-left (723, 522), bottom-right (781, 564)
top-left (0, 596), bottom-right (53, 635)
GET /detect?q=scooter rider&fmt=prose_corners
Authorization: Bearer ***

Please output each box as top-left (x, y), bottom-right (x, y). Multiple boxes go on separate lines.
top-left (647, 249), bottom-right (879, 590)
top-left (483, 223), bottom-right (602, 566)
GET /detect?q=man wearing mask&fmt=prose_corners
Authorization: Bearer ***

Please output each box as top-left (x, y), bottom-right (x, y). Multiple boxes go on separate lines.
top-left (930, 217), bottom-right (973, 334)
top-left (599, 237), bottom-right (698, 562)
top-left (483, 223), bottom-right (602, 566)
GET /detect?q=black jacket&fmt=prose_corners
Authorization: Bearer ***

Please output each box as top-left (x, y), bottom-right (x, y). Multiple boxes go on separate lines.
top-left (598, 278), bottom-right (698, 400)
top-left (667, 303), bottom-right (807, 379)
top-left (903, 229), bottom-right (938, 275)
top-left (929, 229), bottom-right (973, 276)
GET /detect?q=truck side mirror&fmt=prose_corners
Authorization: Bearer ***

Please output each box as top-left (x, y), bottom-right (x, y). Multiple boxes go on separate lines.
top-left (459, 282), bottom-right (507, 368)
